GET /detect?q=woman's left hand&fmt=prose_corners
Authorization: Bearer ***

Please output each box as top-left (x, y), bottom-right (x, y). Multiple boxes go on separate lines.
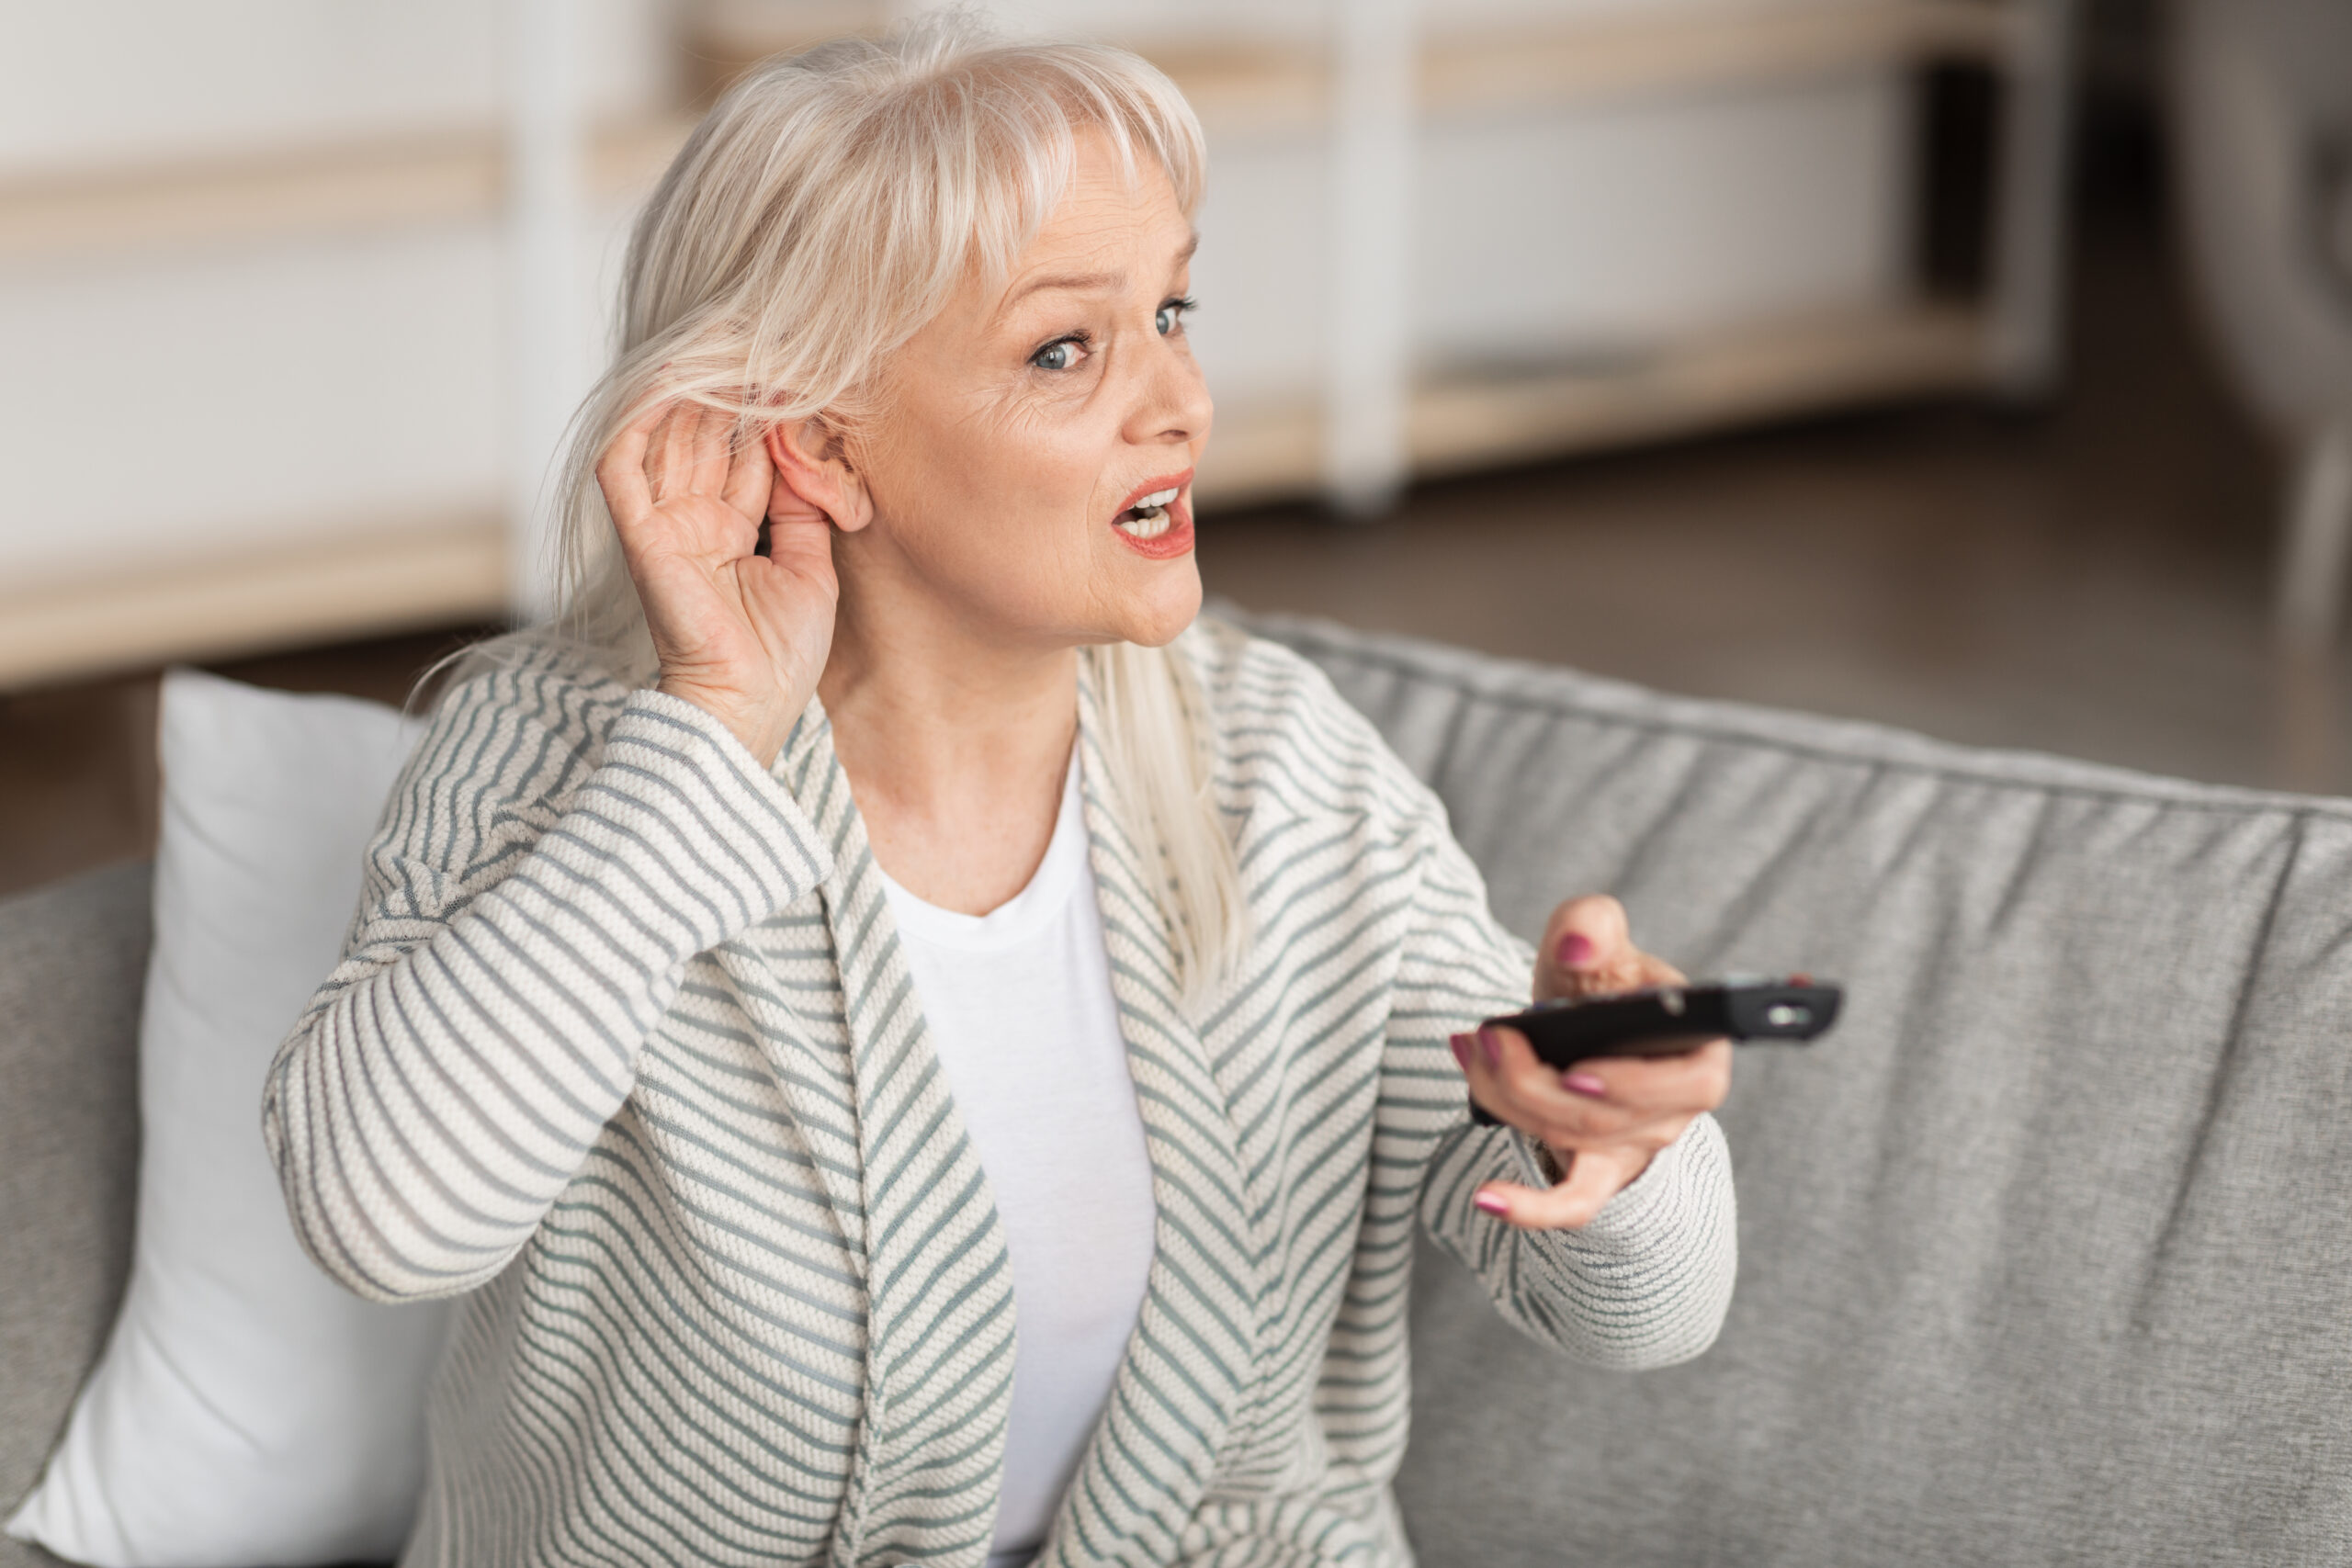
top-left (1452, 895), bottom-right (1731, 1231)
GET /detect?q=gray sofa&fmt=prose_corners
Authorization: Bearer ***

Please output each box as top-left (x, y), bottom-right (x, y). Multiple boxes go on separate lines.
top-left (5, 615), bottom-right (2348, 1566)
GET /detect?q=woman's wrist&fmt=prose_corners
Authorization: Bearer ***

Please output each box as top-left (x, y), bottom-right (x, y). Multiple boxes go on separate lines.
top-left (655, 676), bottom-right (791, 769)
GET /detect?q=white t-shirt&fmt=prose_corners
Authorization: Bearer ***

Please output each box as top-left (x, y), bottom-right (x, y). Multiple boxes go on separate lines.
top-left (874, 754), bottom-right (1158, 1568)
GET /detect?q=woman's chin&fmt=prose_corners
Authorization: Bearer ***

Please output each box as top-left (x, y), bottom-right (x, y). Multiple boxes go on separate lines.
top-left (1109, 566), bottom-right (1204, 648)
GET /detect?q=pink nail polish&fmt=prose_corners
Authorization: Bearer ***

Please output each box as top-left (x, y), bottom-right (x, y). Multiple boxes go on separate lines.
top-left (1563, 1072), bottom-right (1608, 1097)
top-left (1473, 1190), bottom-right (1510, 1217)
top-left (1448, 1032), bottom-right (1472, 1070)
top-left (1478, 1028), bottom-right (1502, 1069)
top-left (1557, 931), bottom-right (1595, 968)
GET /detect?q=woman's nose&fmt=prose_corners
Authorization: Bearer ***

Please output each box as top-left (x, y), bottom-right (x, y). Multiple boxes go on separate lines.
top-left (1130, 345), bottom-right (1214, 449)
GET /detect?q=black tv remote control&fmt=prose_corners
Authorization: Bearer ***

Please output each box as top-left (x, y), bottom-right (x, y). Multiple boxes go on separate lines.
top-left (1467, 977), bottom-right (1841, 1127)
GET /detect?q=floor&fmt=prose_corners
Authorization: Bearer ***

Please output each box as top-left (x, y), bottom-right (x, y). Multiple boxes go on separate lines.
top-left (0, 179), bottom-right (2317, 902)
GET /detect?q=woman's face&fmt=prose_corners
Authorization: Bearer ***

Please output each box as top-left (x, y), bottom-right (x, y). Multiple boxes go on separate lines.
top-left (844, 133), bottom-right (1212, 651)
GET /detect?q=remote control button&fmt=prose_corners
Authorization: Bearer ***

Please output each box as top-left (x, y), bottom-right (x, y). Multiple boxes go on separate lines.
top-left (1765, 1003), bottom-right (1811, 1028)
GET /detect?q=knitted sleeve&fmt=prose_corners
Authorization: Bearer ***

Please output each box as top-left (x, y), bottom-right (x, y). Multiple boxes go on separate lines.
top-left (1395, 809), bottom-right (1739, 1371)
top-left (263, 656), bottom-right (833, 1303)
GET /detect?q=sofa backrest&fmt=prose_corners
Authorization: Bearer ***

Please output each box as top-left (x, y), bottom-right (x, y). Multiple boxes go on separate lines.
top-left (1247, 614), bottom-right (2352, 1568)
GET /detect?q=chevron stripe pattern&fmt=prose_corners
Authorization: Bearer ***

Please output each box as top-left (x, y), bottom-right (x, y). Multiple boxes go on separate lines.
top-left (266, 618), bottom-right (1736, 1567)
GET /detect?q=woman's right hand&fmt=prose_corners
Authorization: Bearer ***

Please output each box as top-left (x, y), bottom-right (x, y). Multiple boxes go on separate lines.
top-left (596, 398), bottom-right (840, 767)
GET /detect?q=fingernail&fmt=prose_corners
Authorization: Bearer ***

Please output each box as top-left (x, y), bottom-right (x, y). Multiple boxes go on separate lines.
top-left (1563, 1072), bottom-right (1608, 1098)
top-left (1557, 931), bottom-right (1596, 968)
top-left (1473, 1190), bottom-right (1510, 1217)
top-left (1448, 1032), bottom-right (1472, 1070)
top-left (1477, 1028), bottom-right (1501, 1069)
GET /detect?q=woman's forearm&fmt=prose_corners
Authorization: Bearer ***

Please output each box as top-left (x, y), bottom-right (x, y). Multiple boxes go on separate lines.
top-left (1389, 807), bottom-right (1739, 1367)
top-left (263, 687), bottom-right (832, 1303)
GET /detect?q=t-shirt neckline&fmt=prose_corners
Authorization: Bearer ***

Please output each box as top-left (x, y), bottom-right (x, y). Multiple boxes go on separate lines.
top-left (873, 750), bottom-right (1088, 953)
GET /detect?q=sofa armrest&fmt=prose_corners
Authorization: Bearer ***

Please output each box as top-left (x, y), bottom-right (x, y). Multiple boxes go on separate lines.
top-left (0, 862), bottom-right (152, 1553)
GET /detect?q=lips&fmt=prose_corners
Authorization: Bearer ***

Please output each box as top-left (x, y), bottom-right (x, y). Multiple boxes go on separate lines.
top-left (1112, 469), bottom-right (1195, 559)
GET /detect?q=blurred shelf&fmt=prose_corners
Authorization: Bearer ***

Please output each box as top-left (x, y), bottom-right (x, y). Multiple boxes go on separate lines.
top-left (688, 1), bottom-right (2026, 141)
top-left (0, 4), bottom-right (2015, 257)
top-left (1181, 0), bottom-right (2021, 136)
top-left (1421, 1), bottom-right (2018, 116)
top-left (1194, 398), bottom-right (1324, 506)
top-left (1146, 46), bottom-right (1330, 140)
top-left (1411, 301), bottom-right (1989, 474)
top-left (0, 310), bottom-right (1990, 684)
top-left (0, 519), bottom-right (507, 690)
top-left (1193, 302), bottom-right (1990, 506)
top-left (0, 118), bottom-right (693, 263)
top-left (0, 0), bottom-right (2051, 686)
top-left (689, 0), bottom-right (886, 75)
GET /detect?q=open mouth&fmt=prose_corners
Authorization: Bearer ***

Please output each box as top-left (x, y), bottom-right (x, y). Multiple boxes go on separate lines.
top-left (1111, 471), bottom-right (1195, 558)
top-left (1114, 485), bottom-right (1183, 540)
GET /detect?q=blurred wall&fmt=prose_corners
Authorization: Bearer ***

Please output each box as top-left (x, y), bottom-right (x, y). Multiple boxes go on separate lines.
top-left (0, 0), bottom-right (1952, 682)
top-left (0, 0), bottom-right (670, 592)
top-left (1, 3), bottom-right (664, 175)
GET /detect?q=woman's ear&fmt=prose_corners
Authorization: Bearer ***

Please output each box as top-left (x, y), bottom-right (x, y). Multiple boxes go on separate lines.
top-left (763, 416), bottom-right (873, 534)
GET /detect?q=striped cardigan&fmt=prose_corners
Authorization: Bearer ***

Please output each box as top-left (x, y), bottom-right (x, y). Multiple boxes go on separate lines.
top-left (265, 616), bottom-right (1736, 1568)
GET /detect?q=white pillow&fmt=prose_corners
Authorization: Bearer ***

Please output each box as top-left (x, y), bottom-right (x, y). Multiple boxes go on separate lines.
top-left (6, 669), bottom-right (453, 1568)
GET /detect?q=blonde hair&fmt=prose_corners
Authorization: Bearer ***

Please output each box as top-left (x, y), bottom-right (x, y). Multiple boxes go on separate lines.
top-left (504, 10), bottom-right (1247, 1001)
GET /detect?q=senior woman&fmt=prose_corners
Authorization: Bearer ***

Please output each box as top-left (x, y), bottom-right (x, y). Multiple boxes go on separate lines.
top-left (266, 17), bottom-right (1736, 1568)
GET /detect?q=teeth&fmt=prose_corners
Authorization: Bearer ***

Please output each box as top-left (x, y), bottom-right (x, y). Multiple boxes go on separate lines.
top-left (1114, 486), bottom-right (1182, 540)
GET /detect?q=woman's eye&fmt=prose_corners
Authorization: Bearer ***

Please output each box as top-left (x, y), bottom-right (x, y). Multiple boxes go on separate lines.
top-left (1156, 297), bottom-right (1195, 336)
top-left (1030, 337), bottom-right (1086, 371)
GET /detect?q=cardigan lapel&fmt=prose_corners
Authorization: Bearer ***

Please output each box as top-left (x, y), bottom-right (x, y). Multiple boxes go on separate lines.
top-left (708, 712), bottom-right (873, 1245)
top-left (764, 701), bottom-right (1021, 1568)
top-left (1035, 664), bottom-right (1261, 1566)
top-left (730, 677), bottom-right (1259, 1566)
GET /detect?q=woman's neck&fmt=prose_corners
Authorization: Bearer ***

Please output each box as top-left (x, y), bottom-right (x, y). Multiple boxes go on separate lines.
top-left (819, 598), bottom-right (1080, 917)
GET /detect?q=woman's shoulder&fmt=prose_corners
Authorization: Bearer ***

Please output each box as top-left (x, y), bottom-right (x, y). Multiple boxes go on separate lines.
top-left (401, 635), bottom-right (643, 805)
top-left (1181, 615), bottom-right (1440, 830)
top-left (427, 636), bottom-right (638, 736)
